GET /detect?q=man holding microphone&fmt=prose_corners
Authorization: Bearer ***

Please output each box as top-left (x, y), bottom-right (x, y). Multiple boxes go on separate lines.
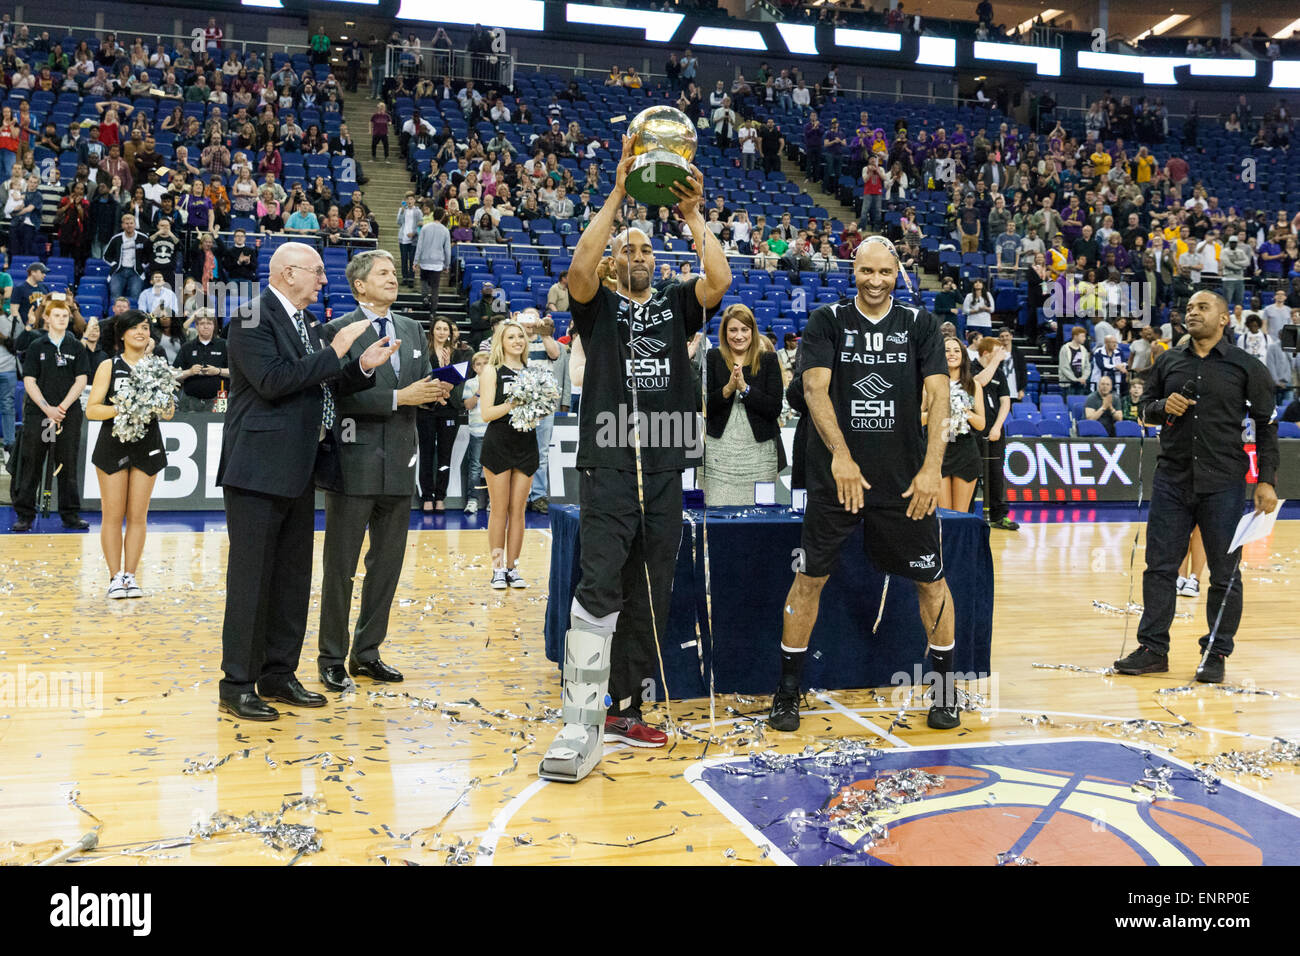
top-left (1114, 290), bottom-right (1279, 683)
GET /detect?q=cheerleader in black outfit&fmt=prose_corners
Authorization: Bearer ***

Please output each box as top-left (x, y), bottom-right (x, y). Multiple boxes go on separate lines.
top-left (85, 309), bottom-right (174, 599)
top-left (935, 336), bottom-right (985, 512)
top-left (478, 320), bottom-right (539, 590)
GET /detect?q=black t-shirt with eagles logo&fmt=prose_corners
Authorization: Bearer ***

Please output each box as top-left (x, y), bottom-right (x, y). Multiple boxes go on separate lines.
top-left (798, 297), bottom-right (946, 504)
top-left (570, 277), bottom-right (708, 473)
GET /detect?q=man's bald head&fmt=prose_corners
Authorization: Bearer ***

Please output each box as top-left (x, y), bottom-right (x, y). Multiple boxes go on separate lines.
top-left (852, 238), bottom-right (900, 313)
top-left (854, 237), bottom-right (897, 270)
top-left (611, 227), bottom-right (651, 258)
top-left (269, 240), bottom-right (326, 311)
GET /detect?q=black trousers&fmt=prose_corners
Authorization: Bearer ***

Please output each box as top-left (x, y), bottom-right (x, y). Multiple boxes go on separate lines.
top-left (318, 491), bottom-right (412, 667)
top-left (1137, 472), bottom-right (1247, 656)
top-left (420, 268), bottom-right (442, 303)
top-left (12, 407), bottom-right (82, 521)
top-left (219, 483), bottom-right (316, 697)
top-left (416, 408), bottom-right (460, 503)
top-left (372, 133), bottom-right (389, 159)
top-left (575, 467), bottom-right (683, 717)
top-left (976, 434), bottom-right (1008, 522)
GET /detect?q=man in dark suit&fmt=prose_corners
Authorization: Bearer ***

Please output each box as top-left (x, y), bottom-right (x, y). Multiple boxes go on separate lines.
top-left (317, 250), bottom-right (450, 690)
top-left (216, 241), bottom-right (400, 721)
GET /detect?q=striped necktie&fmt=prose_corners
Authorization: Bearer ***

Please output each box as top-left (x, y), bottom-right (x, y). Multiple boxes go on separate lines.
top-left (293, 311), bottom-right (334, 430)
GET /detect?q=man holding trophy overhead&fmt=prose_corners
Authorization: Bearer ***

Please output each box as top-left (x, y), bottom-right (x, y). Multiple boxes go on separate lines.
top-left (539, 109), bottom-right (731, 783)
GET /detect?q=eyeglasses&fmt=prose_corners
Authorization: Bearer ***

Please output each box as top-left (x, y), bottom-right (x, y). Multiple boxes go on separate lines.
top-left (285, 264), bottom-right (327, 278)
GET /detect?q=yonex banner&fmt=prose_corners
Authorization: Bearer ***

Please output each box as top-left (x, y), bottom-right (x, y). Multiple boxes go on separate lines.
top-left (74, 418), bottom-right (1300, 511)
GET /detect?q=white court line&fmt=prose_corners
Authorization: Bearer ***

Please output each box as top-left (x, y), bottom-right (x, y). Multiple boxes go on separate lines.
top-left (474, 743), bottom-right (625, 865)
top-left (815, 692), bottom-right (912, 747)
top-left (683, 762), bottom-right (797, 866)
top-left (475, 777), bottom-right (549, 866)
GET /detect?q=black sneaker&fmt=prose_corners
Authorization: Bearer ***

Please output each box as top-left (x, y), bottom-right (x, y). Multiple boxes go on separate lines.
top-left (927, 704), bottom-right (961, 729)
top-left (1113, 646), bottom-right (1169, 675)
top-left (768, 684), bottom-right (802, 732)
top-left (988, 516), bottom-right (1020, 531)
top-left (1195, 652), bottom-right (1226, 684)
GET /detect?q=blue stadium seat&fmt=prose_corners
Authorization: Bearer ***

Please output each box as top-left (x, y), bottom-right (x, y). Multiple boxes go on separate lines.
top-left (1113, 420), bottom-right (1143, 437)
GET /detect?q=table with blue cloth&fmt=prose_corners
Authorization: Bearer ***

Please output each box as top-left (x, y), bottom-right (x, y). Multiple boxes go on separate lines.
top-left (545, 504), bottom-right (994, 699)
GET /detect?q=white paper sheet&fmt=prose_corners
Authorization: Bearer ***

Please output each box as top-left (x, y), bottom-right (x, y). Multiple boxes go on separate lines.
top-left (1228, 500), bottom-right (1285, 553)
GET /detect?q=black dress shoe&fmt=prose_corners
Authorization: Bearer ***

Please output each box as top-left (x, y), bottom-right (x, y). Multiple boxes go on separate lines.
top-left (11, 518), bottom-right (31, 533)
top-left (257, 677), bottom-right (328, 707)
top-left (1195, 652), bottom-right (1226, 684)
top-left (219, 693), bottom-right (279, 721)
top-left (349, 658), bottom-right (404, 682)
top-left (1113, 646), bottom-right (1169, 675)
top-left (62, 517), bottom-right (90, 530)
top-left (318, 664), bottom-right (353, 691)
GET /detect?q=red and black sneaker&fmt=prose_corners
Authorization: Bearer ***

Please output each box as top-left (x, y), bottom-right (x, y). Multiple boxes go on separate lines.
top-left (604, 715), bottom-right (667, 748)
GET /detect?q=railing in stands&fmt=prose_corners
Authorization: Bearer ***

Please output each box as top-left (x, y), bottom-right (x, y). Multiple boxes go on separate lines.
top-left (384, 45), bottom-right (514, 92)
top-left (13, 20), bottom-right (315, 58)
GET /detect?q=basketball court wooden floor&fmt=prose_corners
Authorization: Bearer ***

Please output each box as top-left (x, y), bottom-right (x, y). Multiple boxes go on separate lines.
top-left (2, 518), bottom-right (1298, 866)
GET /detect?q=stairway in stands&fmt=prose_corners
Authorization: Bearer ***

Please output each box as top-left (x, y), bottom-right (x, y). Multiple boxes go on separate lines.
top-left (784, 153), bottom-right (942, 293)
top-left (340, 91), bottom-right (467, 334)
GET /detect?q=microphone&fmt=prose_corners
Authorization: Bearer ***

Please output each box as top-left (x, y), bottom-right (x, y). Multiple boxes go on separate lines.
top-left (1165, 380), bottom-right (1198, 427)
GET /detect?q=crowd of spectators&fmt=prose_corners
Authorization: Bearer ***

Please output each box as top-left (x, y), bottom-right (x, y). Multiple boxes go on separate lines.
top-left (0, 20), bottom-right (381, 286)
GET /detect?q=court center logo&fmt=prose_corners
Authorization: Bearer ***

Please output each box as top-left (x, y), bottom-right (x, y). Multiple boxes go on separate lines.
top-left (687, 740), bottom-right (1300, 866)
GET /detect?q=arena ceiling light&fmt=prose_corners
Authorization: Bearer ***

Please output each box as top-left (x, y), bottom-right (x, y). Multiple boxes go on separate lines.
top-left (1134, 14), bottom-right (1189, 41)
top-left (834, 29), bottom-right (902, 52)
top-left (689, 26), bottom-right (767, 51)
top-left (1076, 51), bottom-right (1251, 84)
top-left (973, 40), bottom-right (1060, 76)
top-left (565, 4), bottom-right (683, 43)
top-left (1078, 50), bottom-right (1176, 84)
top-left (1271, 61), bottom-right (1300, 88)
top-left (1187, 59), bottom-right (1256, 78)
top-left (1273, 18), bottom-right (1300, 39)
top-left (916, 36), bottom-right (956, 68)
top-left (776, 23), bottom-right (818, 56)
top-left (1014, 8), bottom-right (1063, 35)
top-left (241, 0), bottom-right (284, 7)
top-left (396, 0), bottom-right (546, 31)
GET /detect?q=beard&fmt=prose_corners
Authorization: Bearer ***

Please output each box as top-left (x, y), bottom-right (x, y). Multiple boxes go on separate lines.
top-left (626, 267), bottom-right (651, 293)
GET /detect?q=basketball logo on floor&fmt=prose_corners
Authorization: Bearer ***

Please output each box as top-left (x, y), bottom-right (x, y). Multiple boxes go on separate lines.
top-left (686, 739), bottom-right (1300, 866)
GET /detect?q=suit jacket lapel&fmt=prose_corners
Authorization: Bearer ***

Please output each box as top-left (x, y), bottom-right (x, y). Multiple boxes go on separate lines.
top-left (397, 317), bottom-right (419, 387)
top-left (268, 290), bottom-right (308, 359)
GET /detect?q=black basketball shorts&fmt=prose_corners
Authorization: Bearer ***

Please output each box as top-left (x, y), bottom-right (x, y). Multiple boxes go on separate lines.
top-left (799, 494), bottom-right (944, 582)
